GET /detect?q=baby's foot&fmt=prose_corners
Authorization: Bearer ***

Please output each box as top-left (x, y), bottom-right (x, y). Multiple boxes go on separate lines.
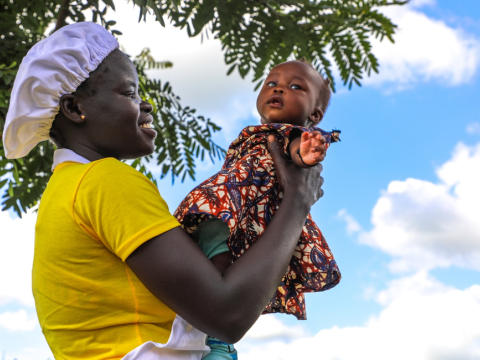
top-left (299, 131), bottom-right (328, 165)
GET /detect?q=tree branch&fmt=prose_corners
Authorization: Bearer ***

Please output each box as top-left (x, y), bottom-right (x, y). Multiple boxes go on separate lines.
top-left (54, 0), bottom-right (71, 32)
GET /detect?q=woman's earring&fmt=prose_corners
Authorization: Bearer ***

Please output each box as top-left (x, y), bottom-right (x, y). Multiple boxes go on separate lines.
top-left (81, 115), bottom-right (85, 120)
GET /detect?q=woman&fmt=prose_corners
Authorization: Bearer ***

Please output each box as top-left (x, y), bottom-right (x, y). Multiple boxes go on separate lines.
top-left (3, 22), bottom-right (326, 360)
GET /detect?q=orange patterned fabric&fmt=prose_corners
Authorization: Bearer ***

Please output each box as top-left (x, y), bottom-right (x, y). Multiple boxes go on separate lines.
top-left (174, 124), bottom-right (341, 320)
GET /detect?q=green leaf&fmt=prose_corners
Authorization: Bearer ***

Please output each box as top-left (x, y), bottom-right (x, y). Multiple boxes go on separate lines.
top-left (226, 64), bottom-right (236, 76)
top-left (103, 0), bottom-right (116, 10)
top-left (12, 162), bottom-right (20, 183)
top-left (0, 0), bottom-right (404, 215)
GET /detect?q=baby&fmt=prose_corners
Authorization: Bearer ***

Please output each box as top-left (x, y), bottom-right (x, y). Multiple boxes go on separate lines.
top-left (174, 59), bottom-right (341, 358)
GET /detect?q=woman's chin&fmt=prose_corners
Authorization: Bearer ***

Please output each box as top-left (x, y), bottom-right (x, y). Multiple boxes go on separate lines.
top-left (119, 142), bottom-right (156, 160)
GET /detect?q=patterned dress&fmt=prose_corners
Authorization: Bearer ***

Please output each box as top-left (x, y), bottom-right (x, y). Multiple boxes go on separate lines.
top-left (174, 123), bottom-right (341, 320)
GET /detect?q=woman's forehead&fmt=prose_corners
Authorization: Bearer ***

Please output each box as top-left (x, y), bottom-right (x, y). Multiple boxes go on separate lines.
top-left (91, 51), bottom-right (138, 87)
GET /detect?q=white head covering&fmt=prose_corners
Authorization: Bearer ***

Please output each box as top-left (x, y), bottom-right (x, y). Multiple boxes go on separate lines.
top-left (2, 22), bottom-right (119, 159)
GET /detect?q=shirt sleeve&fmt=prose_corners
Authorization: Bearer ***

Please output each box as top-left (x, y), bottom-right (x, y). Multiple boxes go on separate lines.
top-left (73, 158), bottom-right (180, 261)
top-left (192, 218), bottom-right (230, 259)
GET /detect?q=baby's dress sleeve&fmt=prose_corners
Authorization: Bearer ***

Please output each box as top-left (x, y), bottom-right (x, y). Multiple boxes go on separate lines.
top-left (174, 124), bottom-right (341, 320)
top-left (73, 158), bottom-right (180, 261)
top-left (192, 218), bottom-right (230, 259)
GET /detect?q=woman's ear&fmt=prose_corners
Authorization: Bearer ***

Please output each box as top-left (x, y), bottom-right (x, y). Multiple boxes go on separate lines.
top-left (308, 106), bottom-right (324, 126)
top-left (59, 94), bottom-right (86, 124)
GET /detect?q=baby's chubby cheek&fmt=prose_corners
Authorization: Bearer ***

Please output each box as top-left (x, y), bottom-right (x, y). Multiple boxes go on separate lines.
top-left (256, 99), bottom-right (268, 123)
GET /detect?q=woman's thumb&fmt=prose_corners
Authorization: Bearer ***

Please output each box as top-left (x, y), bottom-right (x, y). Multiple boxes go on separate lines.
top-left (268, 134), bottom-right (287, 173)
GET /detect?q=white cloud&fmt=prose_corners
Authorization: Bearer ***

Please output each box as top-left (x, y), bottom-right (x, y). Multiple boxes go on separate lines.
top-left (467, 122), bottom-right (480, 135)
top-left (0, 310), bottom-right (37, 332)
top-left (372, 270), bottom-right (448, 306)
top-left (0, 210), bottom-right (37, 306)
top-left (243, 315), bottom-right (309, 341)
top-left (336, 209), bottom-right (362, 235)
top-left (2, 346), bottom-right (53, 360)
top-left (237, 272), bottom-right (480, 360)
top-left (356, 142), bottom-right (480, 273)
top-left (408, 0), bottom-right (436, 8)
top-left (367, 3), bottom-right (480, 89)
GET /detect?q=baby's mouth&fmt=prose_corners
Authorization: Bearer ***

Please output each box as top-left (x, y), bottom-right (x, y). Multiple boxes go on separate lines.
top-left (267, 95), bottom-right (284, 107)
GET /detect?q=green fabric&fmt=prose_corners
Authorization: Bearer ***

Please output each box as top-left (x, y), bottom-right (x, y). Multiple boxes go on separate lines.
top-left (203, 336), bottom-right (238, 359)
top-left (192, 218), bottom-right (230, 259)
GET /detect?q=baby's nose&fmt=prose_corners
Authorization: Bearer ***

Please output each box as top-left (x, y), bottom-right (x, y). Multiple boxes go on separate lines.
top-left (273, 88), bottom-right (284, 93)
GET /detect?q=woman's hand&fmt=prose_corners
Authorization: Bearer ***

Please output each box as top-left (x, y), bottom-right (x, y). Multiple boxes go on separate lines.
top-left (268, 134), bottom-right (324, 208)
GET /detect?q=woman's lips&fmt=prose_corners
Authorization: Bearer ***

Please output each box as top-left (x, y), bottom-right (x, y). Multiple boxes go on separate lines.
top-left (138, 123), bottom-right (153, 128)
top-left (138, 121), bottom-right (157, 137)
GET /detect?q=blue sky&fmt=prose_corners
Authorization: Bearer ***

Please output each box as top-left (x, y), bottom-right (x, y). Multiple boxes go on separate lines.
top-left (1, 0), bottom-right (480, 359)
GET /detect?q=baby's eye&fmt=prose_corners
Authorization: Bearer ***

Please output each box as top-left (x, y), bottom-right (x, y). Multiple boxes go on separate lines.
top-left (291, 84), bottom-right (301, 90)
top-left (266, 81), bottom-right (276, 87)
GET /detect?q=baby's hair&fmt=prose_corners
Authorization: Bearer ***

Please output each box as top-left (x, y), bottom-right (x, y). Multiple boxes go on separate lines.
top-left (296, 57), bottom-right (331, 117)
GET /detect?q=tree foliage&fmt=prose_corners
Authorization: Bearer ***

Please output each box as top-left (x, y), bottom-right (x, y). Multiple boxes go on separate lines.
top-left (133, 0), bottom-right (406, 90)
top-left (0, 0), bottom-right (405, 216)
top-left (132, 48), bottom-right (224, 185)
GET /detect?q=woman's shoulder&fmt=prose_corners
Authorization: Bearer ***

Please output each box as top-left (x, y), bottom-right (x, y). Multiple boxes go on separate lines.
top-left (87, 157), bottom-right (139, 175)
top-left (81, 157), bottom-right (155, 189)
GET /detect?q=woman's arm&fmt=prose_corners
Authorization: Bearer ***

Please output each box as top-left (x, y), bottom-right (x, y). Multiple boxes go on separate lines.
top-left (126, 135), bottom-right (325, 343)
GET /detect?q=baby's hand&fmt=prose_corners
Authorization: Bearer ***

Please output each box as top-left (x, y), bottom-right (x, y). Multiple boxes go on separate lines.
top-left (299, 131), bottom-right (329, 165)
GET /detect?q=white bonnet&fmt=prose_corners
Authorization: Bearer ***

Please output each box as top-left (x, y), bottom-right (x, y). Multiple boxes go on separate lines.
top-left (2, 22), bottom-right (119, 159)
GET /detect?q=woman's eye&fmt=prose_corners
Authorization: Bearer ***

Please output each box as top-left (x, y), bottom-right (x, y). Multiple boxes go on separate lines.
top-left (291, 84), bottom-right (301, 90)
top-left (266, 81), bottom-right (276, 87)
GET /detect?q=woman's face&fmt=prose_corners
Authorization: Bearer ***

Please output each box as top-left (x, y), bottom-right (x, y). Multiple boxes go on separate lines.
top-left (70, 50), bottom-right (156, 160)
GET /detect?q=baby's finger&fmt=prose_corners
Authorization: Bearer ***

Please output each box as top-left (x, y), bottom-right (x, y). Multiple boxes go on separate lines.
top-left (317, 134), bottom-right (326, 144)
top-left (310, 131), bottom-right (325, 141)
top-left (311, 144), bottom-right (327, 153)
top-left (316, 150), bottom-right (327, 160)
top-left (301, 131), bottom-right (311, 142)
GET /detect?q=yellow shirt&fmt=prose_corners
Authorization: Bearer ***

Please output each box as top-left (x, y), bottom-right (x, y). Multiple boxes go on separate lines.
top-left (33, 158), bottom-right (180, 359)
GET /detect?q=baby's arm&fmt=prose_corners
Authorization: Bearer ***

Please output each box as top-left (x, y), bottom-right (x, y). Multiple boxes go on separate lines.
top-left (194, 218), bottom-right (234, 275)
top-left (210, 252), bottom-right (234, 275)
top-left (289, 131), bottom-right (328, 167)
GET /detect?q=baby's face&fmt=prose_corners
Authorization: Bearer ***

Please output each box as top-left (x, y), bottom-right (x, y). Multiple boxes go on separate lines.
top-left (256, 61), bottom-right (322, 127)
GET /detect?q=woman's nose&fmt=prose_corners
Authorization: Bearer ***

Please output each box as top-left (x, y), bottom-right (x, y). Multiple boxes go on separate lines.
top-left (141, 100), bottom-right (153, 113)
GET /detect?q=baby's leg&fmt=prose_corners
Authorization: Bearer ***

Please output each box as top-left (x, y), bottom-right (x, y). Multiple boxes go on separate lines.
top-left (193, 219), bottom-right (238, 358)
top-left (203, 337), bottom-right (238, 359)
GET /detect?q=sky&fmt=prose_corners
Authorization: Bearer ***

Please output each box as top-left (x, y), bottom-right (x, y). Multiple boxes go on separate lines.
top-left (1, 0), bottom-right (480, 359)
